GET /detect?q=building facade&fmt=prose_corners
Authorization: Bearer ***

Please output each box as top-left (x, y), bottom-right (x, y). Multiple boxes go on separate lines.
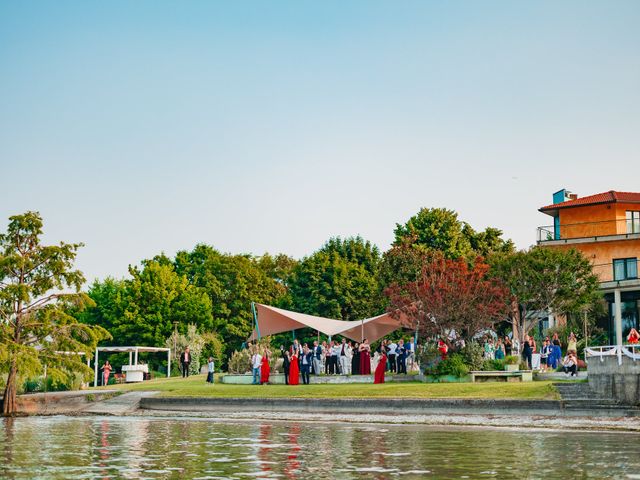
top-left (538, 189), bottom-right (640, 345)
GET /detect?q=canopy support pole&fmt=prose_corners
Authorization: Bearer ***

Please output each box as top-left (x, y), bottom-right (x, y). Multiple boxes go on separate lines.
top-left (167, 350), bottom-right (171, 377)
top-left (94, 348), bottom-right (99, 387)
top-left (361, 319), bottom-right (364, 342)
top-left (252, 302), bottom-right (260, 339)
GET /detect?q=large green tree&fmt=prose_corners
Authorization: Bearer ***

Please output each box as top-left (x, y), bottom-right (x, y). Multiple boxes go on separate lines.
top-left (490, 247), bottom-right (601, 344)
top-left (0, 212), bottom-right (110, 416)
top-left (289, 236), bottom-right (381, 320)
top-left (81, 261), bottom-right (213, 347)
top-left (173, 245), bottom-right (292, 354)
top-left (393, 208), bottom-right (514, 259)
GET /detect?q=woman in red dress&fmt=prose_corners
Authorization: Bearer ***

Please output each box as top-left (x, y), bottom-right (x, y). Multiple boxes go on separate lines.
top-left (289, 352), bottom-right (299, 385)
top-left (628, 328), bottom-right (640, 344)
top-left (260, 349), bottom-right (270, 384)
top-left (374, 350), bottom-right (386, 384)
top-left (359, 339), bottom-right (371, 375)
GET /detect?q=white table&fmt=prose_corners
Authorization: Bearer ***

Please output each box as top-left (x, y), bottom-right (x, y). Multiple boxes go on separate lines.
top-left (121, 364), bottom-right (149, 383)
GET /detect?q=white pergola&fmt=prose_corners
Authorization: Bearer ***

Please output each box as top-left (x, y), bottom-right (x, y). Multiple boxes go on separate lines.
top-left (94, 346), bottom-right (171, 387)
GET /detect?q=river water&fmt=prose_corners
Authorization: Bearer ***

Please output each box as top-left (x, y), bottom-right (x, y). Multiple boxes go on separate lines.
top-left (1, 416), bottom-right (639, 479)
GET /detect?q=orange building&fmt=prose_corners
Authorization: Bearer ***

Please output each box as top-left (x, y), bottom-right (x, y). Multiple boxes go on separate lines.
top-left (538, 189), bottom-right (640, 345)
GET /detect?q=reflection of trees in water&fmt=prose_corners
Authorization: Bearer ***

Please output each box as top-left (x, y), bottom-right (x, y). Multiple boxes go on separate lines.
top-left (2, 418), bottom-right (16, 478)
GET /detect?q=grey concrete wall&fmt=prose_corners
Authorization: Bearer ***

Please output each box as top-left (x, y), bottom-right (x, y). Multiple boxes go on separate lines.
top-left (588, 355), bottom-right (640, 405)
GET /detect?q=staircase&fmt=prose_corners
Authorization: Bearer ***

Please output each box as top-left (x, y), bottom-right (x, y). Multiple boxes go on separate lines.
top-left (554, 382), bottom-right (640, 416)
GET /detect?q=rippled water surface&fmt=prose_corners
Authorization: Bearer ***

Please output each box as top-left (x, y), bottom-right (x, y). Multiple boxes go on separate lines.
top-left (1, 416), bottom-right (639, 479)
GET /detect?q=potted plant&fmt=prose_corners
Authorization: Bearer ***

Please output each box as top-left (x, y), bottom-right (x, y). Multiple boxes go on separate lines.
top-left (504, 355), bottom-right (520, 372)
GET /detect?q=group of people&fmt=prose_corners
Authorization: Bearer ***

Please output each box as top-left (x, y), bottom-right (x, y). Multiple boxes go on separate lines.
top-left (520, 332), bottom-right (580, 376)
top-left (248, 336), bottom-right (416, 385)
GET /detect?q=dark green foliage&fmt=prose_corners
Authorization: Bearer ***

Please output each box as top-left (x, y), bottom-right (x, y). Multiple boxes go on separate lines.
top-left (481, 359), bottom-right (505, 371)
top-left (289, 236), bottom-right (381, 320)
top-left (460, 342), bottom-right (485, 371)
top-left (435, 353), bottom-right (469, 378)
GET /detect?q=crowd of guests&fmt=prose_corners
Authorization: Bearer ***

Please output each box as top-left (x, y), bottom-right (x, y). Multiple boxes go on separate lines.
top-left (247, 337), bottom-right (416, 385)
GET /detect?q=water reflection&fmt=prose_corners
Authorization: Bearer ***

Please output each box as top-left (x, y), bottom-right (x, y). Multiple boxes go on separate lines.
top-left (1, 416), bottom-right (639, 479)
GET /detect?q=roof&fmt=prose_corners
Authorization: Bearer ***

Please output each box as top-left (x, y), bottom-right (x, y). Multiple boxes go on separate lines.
top-left (248, 304), bottom-right (407, 343)
top-left (96, 346), bottom-right (170, 353)
top-left (540, 190), bottom-right (640, 214)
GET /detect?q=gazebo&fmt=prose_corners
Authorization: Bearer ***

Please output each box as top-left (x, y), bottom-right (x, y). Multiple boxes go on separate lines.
top-left (94, 346), bottom-right (171, 386)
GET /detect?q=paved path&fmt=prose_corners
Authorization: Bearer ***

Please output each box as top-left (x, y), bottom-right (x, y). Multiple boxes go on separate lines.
top-left (82, 391), bottom-right (159, 415)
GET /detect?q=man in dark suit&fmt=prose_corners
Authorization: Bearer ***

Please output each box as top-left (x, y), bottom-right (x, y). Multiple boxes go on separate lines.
top-left (313, 340), bottom-right (322, 375)
top-left (396, 339), bottom-right (407, 374)
top-left (300, 345), bottom-right (313, 385)
top-left (281, 346), bottom-right (291, 385)
top-left (180, 347), bottom-right (191, 378)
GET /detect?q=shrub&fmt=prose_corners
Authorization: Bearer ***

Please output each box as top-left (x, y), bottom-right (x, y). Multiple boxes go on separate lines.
top-left (436, 353), bottom-right (469, 378)
top-left (460, 342), bottom-right (484, 371)
top-left (504, 355), bottom-right (520, 365)
top-left (481, 359), bottom-right (505, 371)
top-left (416, 343), bottom-right (441, 372)
top-left (227, 349), bottom-right (251, 374)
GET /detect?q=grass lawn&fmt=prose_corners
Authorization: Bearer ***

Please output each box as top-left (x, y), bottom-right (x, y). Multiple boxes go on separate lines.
top-left (95, 375), bottom-right (560, 400)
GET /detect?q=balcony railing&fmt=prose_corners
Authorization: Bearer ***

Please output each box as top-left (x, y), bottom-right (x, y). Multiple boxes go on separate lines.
top-left (537, 218), bottom-right (640, 243)
top-left (592, 259), bottom-right (639, 283)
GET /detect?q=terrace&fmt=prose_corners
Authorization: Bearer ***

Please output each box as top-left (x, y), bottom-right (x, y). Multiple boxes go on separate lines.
top-left (537, 217), bottom-right (640, 244)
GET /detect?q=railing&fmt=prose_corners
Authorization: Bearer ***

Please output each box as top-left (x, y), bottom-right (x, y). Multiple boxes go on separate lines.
top-left (537, 218), bottom-right (640, 243)
top-left (584, 344), bottom-right (640, 365)
top-left (592, 259), bottom-right (639, 283)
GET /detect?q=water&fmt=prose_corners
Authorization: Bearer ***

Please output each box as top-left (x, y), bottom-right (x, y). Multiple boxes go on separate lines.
top-left (1, 416), bottom-right (639, 479)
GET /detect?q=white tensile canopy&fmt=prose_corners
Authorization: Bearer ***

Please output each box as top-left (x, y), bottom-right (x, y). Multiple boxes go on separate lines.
top-left (248, 304), bottom-right (406, 343)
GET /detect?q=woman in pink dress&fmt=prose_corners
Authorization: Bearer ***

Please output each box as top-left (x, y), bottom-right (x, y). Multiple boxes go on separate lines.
top-left (100, 360), bottom-right (112, 386)
top-left (260, 349), bottom-right (270, 384)
top-left (289, 352), bottom-right (300, 385)
top-left (374, 350), bottom-right (386, 384)
top-left (359, 339), bottom-right (371, 375)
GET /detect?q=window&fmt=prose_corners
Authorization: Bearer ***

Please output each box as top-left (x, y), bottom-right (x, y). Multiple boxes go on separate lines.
top-left (613, 258), bottom-right (638, 281)
top-left (627, 211), bottom-right (640, 234)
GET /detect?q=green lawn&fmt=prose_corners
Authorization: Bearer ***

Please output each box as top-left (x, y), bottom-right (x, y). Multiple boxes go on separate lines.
top-left (95, 375), bottom-right (559, 400)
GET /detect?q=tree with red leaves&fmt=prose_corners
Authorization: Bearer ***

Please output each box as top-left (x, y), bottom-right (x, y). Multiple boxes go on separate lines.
top-left (384, 254), bottom-right (510, 344)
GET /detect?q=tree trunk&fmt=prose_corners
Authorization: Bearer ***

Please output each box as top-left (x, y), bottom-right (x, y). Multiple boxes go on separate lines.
top-left (2, 361), bottom-right (18, 417)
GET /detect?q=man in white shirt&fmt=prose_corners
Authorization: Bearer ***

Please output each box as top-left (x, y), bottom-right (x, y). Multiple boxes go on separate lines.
top-left (339, 338), bottom-right (352, 375)
top-left (330, 341), bottom-right (341, 374)
top-left (387, 341), bottom-right (398, 373)
top-left (251, 351), bottom-right (262, 385)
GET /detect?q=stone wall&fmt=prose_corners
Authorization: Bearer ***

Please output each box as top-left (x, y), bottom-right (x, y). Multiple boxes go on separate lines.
top-left (588, 355), bottom-right (640, 405)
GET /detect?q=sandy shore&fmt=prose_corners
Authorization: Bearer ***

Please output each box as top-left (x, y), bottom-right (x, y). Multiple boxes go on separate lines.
top-left (129, 408), bottom-right (640, 432)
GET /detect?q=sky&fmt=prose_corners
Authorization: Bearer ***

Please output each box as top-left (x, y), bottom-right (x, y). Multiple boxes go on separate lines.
top-left (1, 1), bottom-right (639, 283)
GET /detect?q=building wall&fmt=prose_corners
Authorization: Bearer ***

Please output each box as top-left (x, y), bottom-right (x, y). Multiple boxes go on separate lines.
top-left (545, 239), bottom-right (640, 282)
top-left (558, 202), bottom-right (639, 238)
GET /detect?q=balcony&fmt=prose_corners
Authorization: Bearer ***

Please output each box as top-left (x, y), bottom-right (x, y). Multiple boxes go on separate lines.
top-left (537, 218), bottom-right (640, 244)
top-left (592, 259), bottom-right (640, 289)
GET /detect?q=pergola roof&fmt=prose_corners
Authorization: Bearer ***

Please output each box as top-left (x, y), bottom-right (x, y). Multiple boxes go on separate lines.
top-left (97, 346), bottom-right (170, 353)
top-left (249, 304), bottom-right (406, 343)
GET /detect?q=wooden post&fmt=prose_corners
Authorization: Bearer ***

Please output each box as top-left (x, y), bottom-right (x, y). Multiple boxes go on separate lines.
top-left (94, 348), bottom-right (99, 387)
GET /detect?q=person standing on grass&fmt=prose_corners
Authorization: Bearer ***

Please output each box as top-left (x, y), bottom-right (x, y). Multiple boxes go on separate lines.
top-left (504, 336), bottom-right (512, 356)
top-left (100, 360), bottom-right (112, 386)
top-left (300, 345), bottom-right (313, 384)
top-left (206, 357), bottom-right (215, 384)
top-left (352, 342), bottom-right (361, 375)
top-left (387, 339), bottom-right (397, 373)
top-left (567, 332), bottom-right (578, 354)
top-left (359, 339), bottom-right (371, 375)
top-left (251, 350), bottom-right (262, 385)
top-left (289, 349), bottom-right (300, 385)
top-left (339, 338), bottom-right (351, 376)
top-left (541, 340), bottom-right (552, 372)
top-left (495, 339), bottom-right (505, 360)
top-left (374, 347), bottom-right (387, 384)
top-left (522, 335), bottom-right (533, 370)
top-left (313, 340), bottom-right (322, 375)
top-left (282, 348), bottom-right (291, 385)
top-left (628, 328), bottom-right (640, 344)
top-left (180, 347), bottom-right (191, 378)
top-left (260, 348), bottom-right (271, 385)
top-left (396, 339), bottom-right (407, 374)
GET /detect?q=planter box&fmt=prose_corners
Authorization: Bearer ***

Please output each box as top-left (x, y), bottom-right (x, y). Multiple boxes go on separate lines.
top-left (505, 364), bottom-right (519, 372)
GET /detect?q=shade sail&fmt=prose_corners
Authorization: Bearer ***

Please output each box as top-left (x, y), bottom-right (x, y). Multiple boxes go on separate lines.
top-left (248, 304), bottom-right (406, 343)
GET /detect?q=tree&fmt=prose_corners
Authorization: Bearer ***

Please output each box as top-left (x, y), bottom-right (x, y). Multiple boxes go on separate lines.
top-left (0, 212), bottom-right (110, 416)
top-left (384, 254), bottom-right (510, 344)
top-left (81, 261), bottom-right (214, 348)
top-left (489, 247), bottom-right (601, 344)
top-left (289, 237), bottom-right (381, 321)
top-left (393, 208), bottom-right (514, 259)
top-left (173, 245), bottom-right (290, 355)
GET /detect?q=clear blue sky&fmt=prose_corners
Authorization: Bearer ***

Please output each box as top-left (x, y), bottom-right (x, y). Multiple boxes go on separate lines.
top-left (1, 1), bottom-right (639, 282)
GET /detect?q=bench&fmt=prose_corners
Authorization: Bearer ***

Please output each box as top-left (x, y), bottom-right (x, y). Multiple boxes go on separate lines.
top-left (469, 370), bottom-right (533, 382)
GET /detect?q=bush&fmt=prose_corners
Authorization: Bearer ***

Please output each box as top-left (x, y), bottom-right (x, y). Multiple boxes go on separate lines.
top-left (460, 342), bottom-right (484, 371)
top-left (481, 359), bottom-right (505, 371)
top-left (504, 355), bottom-right (520, 365)
top-left (436, 353), bottom-right (469, 378)
top-left (227, 349), bottom-right (251, 374)
top-left (416, 343), bottom-right (441, 372)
